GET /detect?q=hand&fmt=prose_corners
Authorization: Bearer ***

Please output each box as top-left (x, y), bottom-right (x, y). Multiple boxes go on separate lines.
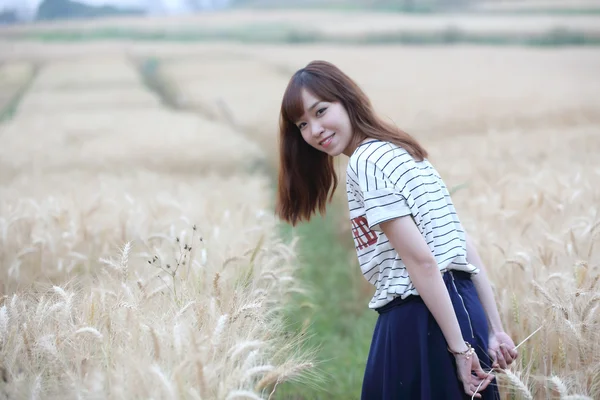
top-left (488, 331), bottom-right (518, 370)
top-left (454, 350), bottom-right (494, 399)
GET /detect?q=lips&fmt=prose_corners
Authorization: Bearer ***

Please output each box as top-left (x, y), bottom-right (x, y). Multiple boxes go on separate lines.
top-left (320, 133), bottom-right (335, 147)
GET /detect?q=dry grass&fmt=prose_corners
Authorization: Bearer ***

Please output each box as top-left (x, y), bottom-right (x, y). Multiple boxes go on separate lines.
top-left (157, 45), bottom-right (599, 171)
top-left (248, 45), bottom-right (600, 136)
top-left (1, 11), bottom-right (599, 37)
top-left (0, 107), bottom-right (264, 178)
top-left (18, 87), bottom-right (162, 113)
top-left (164, 44), bottom-right (600, 398)
top-left (0, 171), bottom-right (274, 289)
top-left (0, 61), bottom-right (33, 86)
top-left (303, 13), bottom-right (600, 38)
top-left (0, 40), bottom-right (254, 64)
top-left (0, 56), bottom-right (265, 177)
top-left (30, 58), bottom-right (143, 90)
top-left (472, 0), bottom-right (600, 12)
top-left (423, 124), bottom-right (600, 399)
top-left (0, 177), bottom-right (313, 399)
top-left (0, 52), bottom-right (315, 399)
top-left (249, 44), bottom-right (599, 398)
top-left (16, 57), bottom-right (159, 112)
top-left (0, 61), bottom-right (35, 111)
top-left (0, 32), bottom-right (598, 399)
top-left (159, 57), bottom-right (289, 150)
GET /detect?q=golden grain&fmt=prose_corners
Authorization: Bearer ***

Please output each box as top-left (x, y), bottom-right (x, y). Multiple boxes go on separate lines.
top-left (0, 18), bottom-right (598, 398)
top-left (503, 370), bottom-right (534, 400)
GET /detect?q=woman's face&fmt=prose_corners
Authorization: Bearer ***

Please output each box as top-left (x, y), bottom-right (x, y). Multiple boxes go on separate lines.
top-left (295, 88), bottom-right (355, 157)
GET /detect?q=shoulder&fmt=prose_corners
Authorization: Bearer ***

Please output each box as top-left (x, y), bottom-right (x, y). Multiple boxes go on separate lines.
top-left (351, 140), bottom-right (413, 175)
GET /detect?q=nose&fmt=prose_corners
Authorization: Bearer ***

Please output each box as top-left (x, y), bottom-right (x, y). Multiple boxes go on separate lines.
top-left (310, 121), bottom-right (325, 138)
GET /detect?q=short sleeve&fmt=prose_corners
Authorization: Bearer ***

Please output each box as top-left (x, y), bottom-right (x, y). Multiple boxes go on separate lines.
top-left (357, 159), bottom-right (411, 231)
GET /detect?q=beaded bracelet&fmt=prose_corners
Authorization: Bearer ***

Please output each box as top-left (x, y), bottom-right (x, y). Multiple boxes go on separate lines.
top-left (448, 341), bottom-right (476, 359)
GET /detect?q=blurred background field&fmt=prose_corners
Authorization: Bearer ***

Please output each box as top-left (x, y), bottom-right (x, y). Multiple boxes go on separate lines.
top-left (1, 1), bottom-right (599, 399)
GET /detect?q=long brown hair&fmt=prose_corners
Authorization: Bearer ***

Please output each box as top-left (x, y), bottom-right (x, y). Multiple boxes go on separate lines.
top-left (276, 60), bottom-right (427, 226)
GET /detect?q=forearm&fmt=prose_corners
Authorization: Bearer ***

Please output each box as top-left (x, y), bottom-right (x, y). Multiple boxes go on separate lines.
top-left (466, 235), bottom-right (505, 333)
top-left (471, 269), bottom-right (504, 333)
top-left (380, 215), bottom-right (469, 353)
top-left (408, 263), bottom-right (468, 352)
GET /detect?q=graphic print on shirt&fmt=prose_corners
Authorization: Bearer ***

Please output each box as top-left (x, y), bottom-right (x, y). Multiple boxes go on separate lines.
top-left (351, 215), bottom-right (377, 250)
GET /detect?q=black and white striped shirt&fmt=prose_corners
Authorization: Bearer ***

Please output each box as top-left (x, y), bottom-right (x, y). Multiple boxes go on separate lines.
top-left (346, 140), bottom-right (479, 309)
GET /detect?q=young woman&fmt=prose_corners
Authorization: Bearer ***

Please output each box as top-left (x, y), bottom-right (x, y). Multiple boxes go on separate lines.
top-left (275, 60), bottom-right (519, 399)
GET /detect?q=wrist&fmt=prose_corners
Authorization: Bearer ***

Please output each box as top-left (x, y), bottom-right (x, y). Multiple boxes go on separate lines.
top-left (489, 321), bottom-right (504, 334)
top-left (448, 342), bottom-right (475, 359)
top-left (449, 345), bottom-right (469, 354)
top-left (447, 337), bottom-right (470, 353)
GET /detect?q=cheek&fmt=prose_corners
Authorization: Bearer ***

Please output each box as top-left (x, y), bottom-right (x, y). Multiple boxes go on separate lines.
top-left (329, 109), bottom-right (348, 130)
top-left (342, 114), bottom-right (352, 133)
top-left (300, 130), bottom-right (313, 145)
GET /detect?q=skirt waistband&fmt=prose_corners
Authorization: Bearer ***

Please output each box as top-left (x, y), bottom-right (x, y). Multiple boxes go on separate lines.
top-left (375, 270), bottom-right (473, 315)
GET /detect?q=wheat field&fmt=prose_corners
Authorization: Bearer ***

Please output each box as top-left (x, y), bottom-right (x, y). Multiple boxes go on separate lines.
top-left (472, 0), bottom-right (600, 12)
top-left (2, 10), bottom-right (600, 37)
top-left (1, 11), bottom-right (599, 399)
top-left (0, 48), bottom-right (311, 400)
top-left (0, 61), bottom-right (35, 116)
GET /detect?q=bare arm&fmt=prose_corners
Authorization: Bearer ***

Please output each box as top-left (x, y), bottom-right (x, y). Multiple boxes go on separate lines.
top-left (465, 233), bottom-right (504, 333)
top-left (465, 232), bottom-right (518, 368)
top-left (380, 215), bottom-right (466, 352)
top-left (380, 215), bottom-right (493, 397)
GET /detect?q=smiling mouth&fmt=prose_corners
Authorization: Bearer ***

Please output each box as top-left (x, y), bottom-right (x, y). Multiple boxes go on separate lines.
top-left (320, 133), bottom-right (335, 146)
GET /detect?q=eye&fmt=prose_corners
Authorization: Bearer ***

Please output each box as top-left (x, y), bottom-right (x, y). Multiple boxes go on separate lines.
top-left (316, 107), bottom-right (327, 116)
top-left (297, 122), bottom-right (306, 130)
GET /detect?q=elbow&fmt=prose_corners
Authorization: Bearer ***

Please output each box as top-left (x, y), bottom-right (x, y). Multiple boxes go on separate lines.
top-left (421, 260), bottom-right (439, 276)
top-left (408, 258), bottom-right (439, 278)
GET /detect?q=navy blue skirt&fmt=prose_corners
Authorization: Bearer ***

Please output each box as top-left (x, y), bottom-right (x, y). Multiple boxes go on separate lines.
top-left (361, 271), bottom-right (500, 400)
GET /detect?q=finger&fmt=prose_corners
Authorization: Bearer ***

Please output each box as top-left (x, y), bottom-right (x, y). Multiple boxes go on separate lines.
top-left (472, 362), bottom-right (491, 381)
top-left (469, 386), bottom-right (482, 399)
top-left (496, 347), bottom-right (508, 369)
top-left (473, 375), bottom-right (491, 392)
top-left (489, 348), bottom-right (499, 368)
top-left (499, 345), bottom-right (514, 365)
top-left (486, 372), bottom-right (496, 386)
top-left (500, 347), bottom-right (513, 366)
top-left (473, 370), bottom-right (494, 386)
top-left (472, 380), bottom-right (489, 393)
top-left (466, 384), bottom-right (481, 399)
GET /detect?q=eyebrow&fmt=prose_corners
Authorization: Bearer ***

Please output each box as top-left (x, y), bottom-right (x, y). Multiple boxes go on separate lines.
top-left (308, 101), bottom-right (321, 111)
top-left (296, 101), bottom-right (321, 124)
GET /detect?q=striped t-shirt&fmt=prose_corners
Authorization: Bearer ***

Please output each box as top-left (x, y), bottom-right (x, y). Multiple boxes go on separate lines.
top-left (346, 140), bottom-right (479, 309)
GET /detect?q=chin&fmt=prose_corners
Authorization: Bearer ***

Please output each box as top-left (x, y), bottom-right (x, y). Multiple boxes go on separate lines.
top-left (328, 147), bottom-right (343, 157)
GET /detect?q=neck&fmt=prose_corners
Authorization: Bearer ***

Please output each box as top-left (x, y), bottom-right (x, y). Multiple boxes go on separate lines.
top-left (342, 135), bottom-right (370, 157)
